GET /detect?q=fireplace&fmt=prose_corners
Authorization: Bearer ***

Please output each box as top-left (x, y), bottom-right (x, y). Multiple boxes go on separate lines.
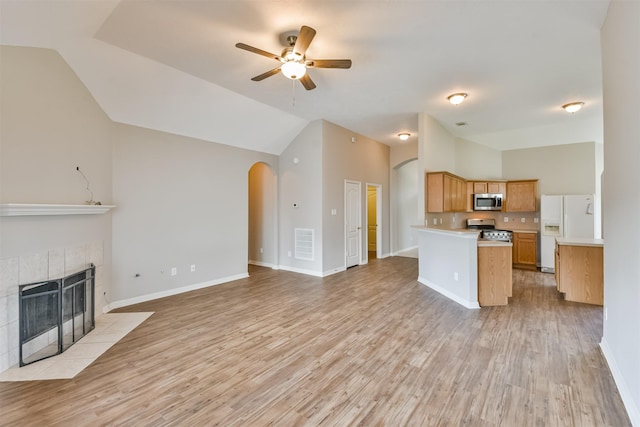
top-left (19, 265), bottom-right (95, 366)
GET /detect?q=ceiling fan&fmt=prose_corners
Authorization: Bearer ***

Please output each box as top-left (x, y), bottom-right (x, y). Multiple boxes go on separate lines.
top-left (235, 25), bottom-right (352, 90)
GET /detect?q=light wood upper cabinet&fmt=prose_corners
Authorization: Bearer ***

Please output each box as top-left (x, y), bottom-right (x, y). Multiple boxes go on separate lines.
top-left (426, 172), bottom-right (468, 213)
top-left (512, 232), bottom-right (537, 270)
top-left (505, 180), bottom-right (538, 212)
top-left (471, 181), bottom-right (506, 195)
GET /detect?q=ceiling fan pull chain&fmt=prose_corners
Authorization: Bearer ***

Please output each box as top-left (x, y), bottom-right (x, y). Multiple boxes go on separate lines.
top-left (292, 79), bottom-right (296, 107)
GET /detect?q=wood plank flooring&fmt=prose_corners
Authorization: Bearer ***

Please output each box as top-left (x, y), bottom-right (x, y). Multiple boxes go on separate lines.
top-left (0, 257), bottom-right (630, 426)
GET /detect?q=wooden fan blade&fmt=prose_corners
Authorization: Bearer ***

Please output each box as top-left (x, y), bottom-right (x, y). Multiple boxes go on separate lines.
top-left (236, 43), bottom-right (281, 61)
top-left (251, 67), bottom-right (281, 81)
top-left (306, 59), bottom-right (352, 69)
top-left (299, 74), bottom-right (316, 90)
top-left (293, 26), bottom-right (316, 56)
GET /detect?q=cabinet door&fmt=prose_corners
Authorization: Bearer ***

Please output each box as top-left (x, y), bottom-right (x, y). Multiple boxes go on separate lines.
top-left (473, 182), bottom-right (487, 193)
top-left (426, 173), bottom-right (444, 213)
top-left (487, 182), bottom-right (504, 194)
top-left (513, 232), bottom-right (537, 269)
top-left (443, 174), bottom-right (454, 212)
top-left (506, 181), bottom-right (537, 212)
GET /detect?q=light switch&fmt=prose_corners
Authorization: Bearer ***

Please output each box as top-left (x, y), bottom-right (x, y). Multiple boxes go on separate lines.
top-left (331, 209), bottom-right (337, 215)
top-left (521, 218), bottom-right (526, 223)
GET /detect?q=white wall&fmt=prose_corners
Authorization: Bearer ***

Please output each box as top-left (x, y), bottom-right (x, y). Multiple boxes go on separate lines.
top-left (395, 159), bottom-right (419, 252)
top-left (600, 1), bottom-right (640, 424)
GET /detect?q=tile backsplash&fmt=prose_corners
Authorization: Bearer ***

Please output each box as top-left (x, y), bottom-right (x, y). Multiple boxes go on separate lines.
top-left (0, 241), bottom-right (105, 373)
top-left (426, 211), bottom-right (541, 231)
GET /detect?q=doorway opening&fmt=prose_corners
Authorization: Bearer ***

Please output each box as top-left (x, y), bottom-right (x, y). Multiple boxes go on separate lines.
top-left (366, 183), bottom-right (382, 262)
top-left (248, 162), bottom-right (277, 270)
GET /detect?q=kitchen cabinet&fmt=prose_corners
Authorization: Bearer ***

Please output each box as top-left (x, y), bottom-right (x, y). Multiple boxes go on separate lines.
top-left (505, 180), bottom-right (538, 212)
top-left (472, 181), bottom-right (506, 195)
top-left (478, 244), bottom-right (512, 306)
top-left (426, 172), bottom-right (467, 213)
top-left (512, 231), bottom-right (537, 270)
top-left (555, 239), bottom-right (603, 305)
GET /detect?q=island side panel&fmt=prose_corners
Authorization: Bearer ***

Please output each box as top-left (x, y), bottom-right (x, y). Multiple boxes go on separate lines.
top-left (415, 228), bottom-right (480, 309)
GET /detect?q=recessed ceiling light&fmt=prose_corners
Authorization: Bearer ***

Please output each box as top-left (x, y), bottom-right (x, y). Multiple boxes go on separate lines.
top-left (447, 93), bottom-right (468, 105)
top-left (398, 133), bottom-right (411, 141)
top-left (562, 102), bottom-right (585, 113)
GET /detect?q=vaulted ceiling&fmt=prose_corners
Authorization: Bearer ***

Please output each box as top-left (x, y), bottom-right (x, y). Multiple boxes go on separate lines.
top-left (0, 0), bottom-right (609, 154)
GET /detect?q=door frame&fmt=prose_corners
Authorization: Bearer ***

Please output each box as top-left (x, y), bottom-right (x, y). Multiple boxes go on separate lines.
top-left (344, 180), bottom-right (362, 268)
top-left (365, 183), bottom-right (382, 262)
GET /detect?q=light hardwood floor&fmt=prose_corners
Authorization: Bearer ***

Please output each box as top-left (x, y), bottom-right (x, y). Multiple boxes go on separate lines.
top-left (0, 257), bottom-right (630, 426)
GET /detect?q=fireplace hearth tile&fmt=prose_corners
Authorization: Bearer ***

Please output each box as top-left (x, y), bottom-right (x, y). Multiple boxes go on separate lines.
top-left (0, 312), bottom-right (153, 382)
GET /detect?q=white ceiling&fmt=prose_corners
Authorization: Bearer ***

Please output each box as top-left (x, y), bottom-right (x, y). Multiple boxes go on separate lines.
top-left (0, 0), bottom-right (609, 154)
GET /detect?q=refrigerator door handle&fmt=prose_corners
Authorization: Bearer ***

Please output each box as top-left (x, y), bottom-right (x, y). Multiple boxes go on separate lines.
top-left (586, 202), bottom-right (593, 215)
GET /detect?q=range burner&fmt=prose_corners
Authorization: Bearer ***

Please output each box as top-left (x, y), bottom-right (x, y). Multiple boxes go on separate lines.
top-left (466, 218), bottom-right (513, 242)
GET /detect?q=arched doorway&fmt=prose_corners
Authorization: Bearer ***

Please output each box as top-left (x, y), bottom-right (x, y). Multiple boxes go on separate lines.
top-left (248, 162), bottom-right (277, 269)
top-left (393, 158), bottom-right (419, 257)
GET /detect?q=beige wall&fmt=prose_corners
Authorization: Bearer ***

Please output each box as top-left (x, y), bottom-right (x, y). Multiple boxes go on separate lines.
top-left (0, 46), bottom-right (113, 372)
top-left (322, 120), bottom-right (390, 272)
top-left (455, 137), bottom-right (502, 180)
top-left (502, 142), bottom-right (598, 196)
top-left (111, 124), bottom-right (277, 303)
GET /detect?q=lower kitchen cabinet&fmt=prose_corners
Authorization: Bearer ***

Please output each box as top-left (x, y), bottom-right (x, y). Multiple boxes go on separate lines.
top-left (555, 240), bottom-right (603, 305)
top-left (478, 244), bottom-right (512, 306)
top-left (512, 231), bottom-right (537, 270)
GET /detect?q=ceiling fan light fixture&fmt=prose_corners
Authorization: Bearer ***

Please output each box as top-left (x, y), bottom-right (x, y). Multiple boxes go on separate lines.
top-left (562, 102), bottom-right (584, 113)
top-left (281, 60), bottom-right (306, 80)
top-left (448, 93), bottom-right (468, 105)
top-left (398, 133), bottom-right (411, 141)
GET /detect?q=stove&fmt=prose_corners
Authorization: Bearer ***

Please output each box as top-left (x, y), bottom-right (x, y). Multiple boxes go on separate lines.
top-left (466, 218), bottom-right (513, 242)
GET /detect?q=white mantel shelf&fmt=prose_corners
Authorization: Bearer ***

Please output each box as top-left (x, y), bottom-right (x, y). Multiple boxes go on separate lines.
top-left (0, 204), bottom-right (116, 217)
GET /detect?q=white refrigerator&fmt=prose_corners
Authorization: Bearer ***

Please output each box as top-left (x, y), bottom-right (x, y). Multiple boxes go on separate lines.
top-left (540, 194), bottom-right (595, 273)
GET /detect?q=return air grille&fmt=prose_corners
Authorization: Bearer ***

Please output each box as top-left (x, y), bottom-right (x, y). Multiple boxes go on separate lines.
top-left (295, 228), bottom-right (314, 261)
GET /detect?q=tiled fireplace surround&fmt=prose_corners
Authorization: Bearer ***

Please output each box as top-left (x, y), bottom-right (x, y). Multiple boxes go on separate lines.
top-left (0, 241), bottom-right (105, 373)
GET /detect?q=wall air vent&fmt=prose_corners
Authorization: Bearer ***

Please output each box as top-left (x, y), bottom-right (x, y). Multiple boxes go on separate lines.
top-left (455, 122), bottom-right (468, 127)
top-left (294, 228), bottom-right (314, 261)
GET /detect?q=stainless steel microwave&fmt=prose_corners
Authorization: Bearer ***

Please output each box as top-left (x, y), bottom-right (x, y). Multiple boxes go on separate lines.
top-left (473, 193), bottom-right (503, 211)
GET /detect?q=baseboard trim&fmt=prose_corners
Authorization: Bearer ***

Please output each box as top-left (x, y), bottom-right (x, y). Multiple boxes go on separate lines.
top-left (104, 273), bottom-right (249, 312)
top-left (248, 260), bottom-right (276, 269)
top-left (599, 337), bottom-right (640, 426)
top-left (277, 265), bottom-right (324, 277)
top-left (417, 276), bottom-right (480, 309)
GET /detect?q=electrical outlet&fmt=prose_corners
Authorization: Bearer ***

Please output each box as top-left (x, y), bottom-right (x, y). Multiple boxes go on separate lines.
top-left (521, 218), bottom-right (526, 223)
top-left (260, 248), bottom-right (263, 253)
top-left (433, 218), bottom-right (437, 225)
top-left (534, 217), bottom-right (539, 223)
top-left (453, 272), bottom-right (459, 281)
top-left (190, 264), bottom-right (196, 272)
top-left (439, 218), bottom-right (443, 224)
top-left (171, 267), bottom-right (177, 276)
top-left (288, 251), bottom-right (292, 257)
top-left (504, 217), bottom-right (509, 223)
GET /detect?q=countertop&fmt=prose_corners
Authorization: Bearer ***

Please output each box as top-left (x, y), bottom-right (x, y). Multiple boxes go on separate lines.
top-left (556, 237), bottom-right (604, 247)
top-left (477, 240), bottom-right (513, 247)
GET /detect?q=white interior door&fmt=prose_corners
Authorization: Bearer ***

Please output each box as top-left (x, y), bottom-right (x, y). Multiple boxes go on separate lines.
top-left (345, 181), bottom-right (362, 268)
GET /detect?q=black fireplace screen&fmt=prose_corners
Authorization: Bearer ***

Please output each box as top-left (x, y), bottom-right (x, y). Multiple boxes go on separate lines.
top-left (19, 265), bottom-right (95, 366)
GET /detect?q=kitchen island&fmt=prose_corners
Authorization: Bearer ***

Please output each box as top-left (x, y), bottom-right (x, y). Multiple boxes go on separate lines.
top-left (555, 237), bottom-right (604, 305)
top-left (413, 227), bottom-right (513, 308)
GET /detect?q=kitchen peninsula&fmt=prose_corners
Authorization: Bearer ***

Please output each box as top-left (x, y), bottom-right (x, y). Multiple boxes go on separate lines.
top-left (412, 226), bottom-right (513, 308)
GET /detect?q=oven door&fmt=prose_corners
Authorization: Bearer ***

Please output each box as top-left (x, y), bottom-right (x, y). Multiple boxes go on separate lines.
top-left (474, 193), bottom-right (503, 211)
